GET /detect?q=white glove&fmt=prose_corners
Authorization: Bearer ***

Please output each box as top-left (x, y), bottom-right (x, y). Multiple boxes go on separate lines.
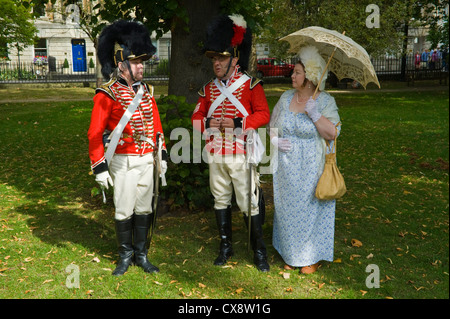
top-left (271, 136), bottom-right (292, 153)
top-left (305, 97), bottom-right (322, 123)
top-left (160, 160), bottom-right (168, 176)
top-left (95, 171), bottom-right (114, 189)
top-left (159, 160), bottom-right (168, 187)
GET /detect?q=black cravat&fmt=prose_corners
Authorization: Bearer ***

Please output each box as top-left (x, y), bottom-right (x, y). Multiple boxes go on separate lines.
top-left (132, 82), bottom-right (141, 93)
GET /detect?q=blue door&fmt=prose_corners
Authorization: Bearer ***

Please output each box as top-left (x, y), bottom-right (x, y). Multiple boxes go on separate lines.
top-left (71, 39), bottom-right (86, 72)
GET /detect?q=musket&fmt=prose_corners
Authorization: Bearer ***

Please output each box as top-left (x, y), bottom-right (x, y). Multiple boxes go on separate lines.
top-left (247, 130), bottom-right (254, 252)
top-left (149, 132), bottom-right (162, 248)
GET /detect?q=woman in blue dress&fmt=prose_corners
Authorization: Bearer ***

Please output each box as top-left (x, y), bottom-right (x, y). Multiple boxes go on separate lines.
top-left (269, 46), bottom-right (341, 274)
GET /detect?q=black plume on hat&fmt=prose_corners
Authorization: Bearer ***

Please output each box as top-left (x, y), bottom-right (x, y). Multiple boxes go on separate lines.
top-left (97, 20), bottom-right (156, 79)
top-left (204, 14), bottom-right (252, 71)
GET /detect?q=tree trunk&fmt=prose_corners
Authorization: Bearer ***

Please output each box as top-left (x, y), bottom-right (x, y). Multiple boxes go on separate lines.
top-left (168, 0), bottom-right (220, 104)
top-left (401, 22), bottom-right (409, 81)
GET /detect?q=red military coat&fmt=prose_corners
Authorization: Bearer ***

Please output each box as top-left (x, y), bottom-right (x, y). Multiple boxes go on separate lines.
top-left (191, 67), bottom-right (270, 155)
top-left (88, 77), bottom-right (166, 174)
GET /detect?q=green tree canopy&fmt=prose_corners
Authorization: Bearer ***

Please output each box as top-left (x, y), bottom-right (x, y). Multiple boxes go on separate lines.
top-left (257, 0), bottom-right (418, 58)
top-left (0, 0), bottom-right (37, 56)
top-left (95, 0), bottom-right (272, 102)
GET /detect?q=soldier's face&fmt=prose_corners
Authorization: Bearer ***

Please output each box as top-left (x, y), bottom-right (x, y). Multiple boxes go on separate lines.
top-left (120, 59), bottom-right (144, 83)
top-left (211, 55), bottom-right (238, 80)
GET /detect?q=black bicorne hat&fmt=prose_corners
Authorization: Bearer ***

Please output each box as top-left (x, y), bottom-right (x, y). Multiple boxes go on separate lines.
top-left (204, 14), bottom-right (252, 71)
top-left (97, 20), bottom-right (156, 79)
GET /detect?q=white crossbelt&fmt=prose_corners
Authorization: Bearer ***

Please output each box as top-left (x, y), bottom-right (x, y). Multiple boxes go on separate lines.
top-left (208, 75), bottom-right (265, 165)
top-left (207, 75), bottom-right (250, 118)
top-left (138, 135), bottom-right (155, 147)
top-left (105, 85), bottom-right (144, 164)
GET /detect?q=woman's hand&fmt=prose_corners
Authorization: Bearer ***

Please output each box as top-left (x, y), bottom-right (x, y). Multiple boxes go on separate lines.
top-left (305, 97), bottom-right (336, 141)
top-left (271, 136), bottom-right (292, 153)
top-left (305, 97), bottom-right (322, 123)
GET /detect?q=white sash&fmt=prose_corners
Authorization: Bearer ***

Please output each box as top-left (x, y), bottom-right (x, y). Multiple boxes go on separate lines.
top-left (207, 75), bottom-right (265, 164)
top-left (207, 75), bottom-right (250, 117)
top-left (105, 85), bottom-right (144, 164)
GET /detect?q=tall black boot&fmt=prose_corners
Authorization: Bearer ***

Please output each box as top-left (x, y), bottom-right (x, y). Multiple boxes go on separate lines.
top-left (112, 217), bottom-right (134, 276)
top-left (214, 207), bottom-right (233, 266)
top-left (244, 214), bottom-right (270, 272)
top-left (133, 213), bottom-right (159, 273)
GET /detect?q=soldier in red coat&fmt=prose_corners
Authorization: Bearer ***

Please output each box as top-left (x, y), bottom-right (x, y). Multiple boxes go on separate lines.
top-left (88, 20), bottom-right (167, 276)
top-left (192, 14), bottom-right (270, 272)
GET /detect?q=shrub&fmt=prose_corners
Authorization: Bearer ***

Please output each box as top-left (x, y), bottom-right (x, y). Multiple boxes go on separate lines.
top-left (157, 94), bottom-right (213, 212)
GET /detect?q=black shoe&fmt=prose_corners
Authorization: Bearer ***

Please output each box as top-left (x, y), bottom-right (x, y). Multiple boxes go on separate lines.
top-left (214, 207), bottom-right (233, 266)
top-left (244, 214), bottom-right (270, 272)
top-left (112, 217), bottom-right (134, 276)
top-left (133, 214), bottom-right (159, 273)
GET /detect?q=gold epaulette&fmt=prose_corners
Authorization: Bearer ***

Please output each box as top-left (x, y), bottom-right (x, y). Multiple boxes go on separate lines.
top-left (142, 81), bottom-right (154, 97)
top-left (244, 71), bottom-right (263, 89)
top-left (95, 78), bottom-right (117, 101)
top-left (198, 79), bottom-right (214, 97)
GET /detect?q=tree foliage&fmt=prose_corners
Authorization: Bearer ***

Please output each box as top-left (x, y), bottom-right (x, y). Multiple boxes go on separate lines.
top-left (258, 0), bottom-right (420, 58)
top-left (416, 0), bottom-right (449, 48)
top-left (94, 0), bottom-right (272, 102)
top-left (0, 0), bottom-right (37, 55)
top-left (94, 0), bottom-right (272, 39)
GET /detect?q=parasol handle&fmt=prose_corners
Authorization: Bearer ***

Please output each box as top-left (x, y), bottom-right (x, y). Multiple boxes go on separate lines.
top-left (313, 31), bottom-right (346, 100)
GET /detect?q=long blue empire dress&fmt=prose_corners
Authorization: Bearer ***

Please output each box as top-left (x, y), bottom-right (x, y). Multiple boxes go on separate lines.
top-left (271, 89), bottom-right (340, 268)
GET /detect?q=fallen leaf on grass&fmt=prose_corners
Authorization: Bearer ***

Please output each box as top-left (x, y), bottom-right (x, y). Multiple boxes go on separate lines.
top-left (42, 279), bottom-right (53, 284)
top-left (431, 260), bottom-right (441, 267)
top-left (351, 239), bottom-right (363, 247)
top-left (198, 283), bottom-right (206, 288)
top-left (282, 272), bottom-right (290, 279)
top-left (91, 257), bottom-right (100, 263)
top-left (235, 288), bottom-right (244, 294)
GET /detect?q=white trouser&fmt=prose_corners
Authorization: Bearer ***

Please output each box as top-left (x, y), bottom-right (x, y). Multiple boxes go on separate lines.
top-left (207, 153), bottom-right (259, 216)
top-left (109, 153), bottom-right (154, 221)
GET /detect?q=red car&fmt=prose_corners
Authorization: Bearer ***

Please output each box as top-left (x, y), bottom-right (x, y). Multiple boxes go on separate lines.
top-left (257, 58), bottom-right (294, 77)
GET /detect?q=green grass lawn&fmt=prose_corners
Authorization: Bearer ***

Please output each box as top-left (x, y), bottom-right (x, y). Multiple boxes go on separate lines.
top-left (0, 84), bottom-right (448, 300)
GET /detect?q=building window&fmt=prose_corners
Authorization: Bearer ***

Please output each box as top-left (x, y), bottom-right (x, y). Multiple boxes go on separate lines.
top-left (0, 39), bottom-right (8, 59)
top-left (34, 38), bottom-right (48, 57)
